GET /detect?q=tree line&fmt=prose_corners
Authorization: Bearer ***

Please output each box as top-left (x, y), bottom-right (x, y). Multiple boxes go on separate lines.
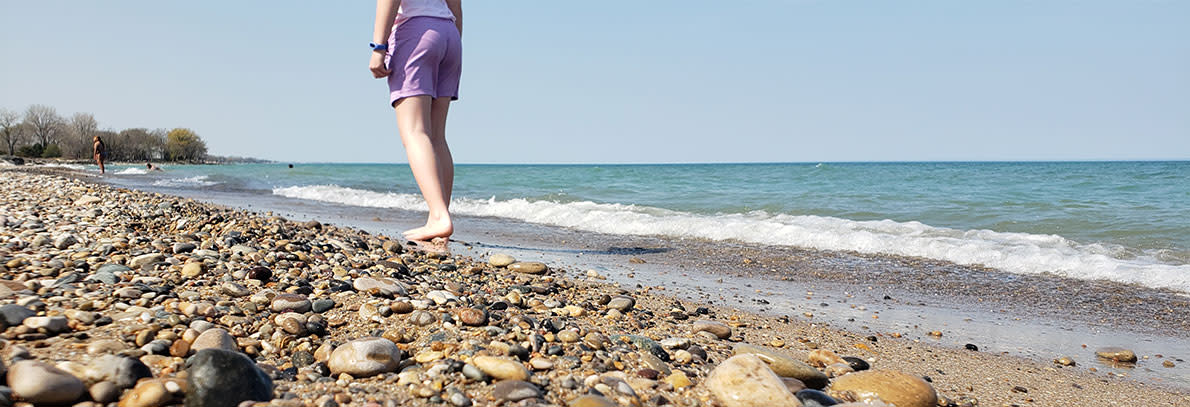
top-left (0, 104), bottom-right (208, 162)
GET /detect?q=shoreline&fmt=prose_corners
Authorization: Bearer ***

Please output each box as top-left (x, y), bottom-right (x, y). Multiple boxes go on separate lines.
top-left (2, 167), bottom-right (1188, 406)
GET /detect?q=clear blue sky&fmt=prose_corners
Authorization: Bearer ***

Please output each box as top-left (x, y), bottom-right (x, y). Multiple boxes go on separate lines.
top-left (2, 1), bottom-right (1187, 163)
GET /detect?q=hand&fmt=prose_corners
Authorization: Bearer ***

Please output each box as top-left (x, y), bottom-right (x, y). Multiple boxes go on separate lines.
top-left (369, 51), bottom-right (390, 78)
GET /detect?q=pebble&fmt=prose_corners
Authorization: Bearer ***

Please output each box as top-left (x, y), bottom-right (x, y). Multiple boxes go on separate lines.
top-left (409, 310), bottom-right (437, 326)
top-left (84, 355), bottom-right (153, 389)
top-left (1054, 356), bottom-right (1076, 367)
top-left (312, 299), bottom-right (335, 313)
top-left (119, 379), bottom-right (175, 407)
top-left (327, 337), bottom-right (402, 377)
top-left (191, 328), bottom-right (237, 352)
top-left (129, 253), bottom-right (165, 269)
top-left (490, 380), bottom-right (541, 402)
top-left (471, 356), bottom-right (530, 381)
top-left (568, 395), bottom-right (617, 407)
top-left (795, 389), bottom-right (841, 407)
top-left (0, 304), bottom-right (34, 327)
top-left (488, 253), bottom-right (516, 267)
top-left (606, 296), bottom-right (635, 312)
top-left (23, 315), bottom-right (69, 333)
top-left (181, 262), bottom-right (204, 278)
top-left (353, 276), bottom-right (408, 297)
top-left (270, 293), bottom-right (312, 313)
top-left (7, 360), bottom-right (86, 405)
top-left (841, 356), bottom-right (869, 371)
top-left (90, 381), bottom-right (120, 404)
top-left (827, 370), bottom-right (938, 407)
top-left (184, 349), bottom-right (274, 407)
top-left (692, 319), bottom-right (732, 339)
top-left (1095, 347), bottom-right (1137, 363)
top-left (734, 343), bottom-right (829, 389)
top-left (456, 307), bottom-right (487, 326)
top-left (706, 354), bottom-right (800, 407)
top-left (508, 262), bottom-right (547, 275)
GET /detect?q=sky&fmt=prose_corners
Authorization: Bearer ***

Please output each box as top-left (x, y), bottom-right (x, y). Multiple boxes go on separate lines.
top-left (2, 1), bottom-right (1187, 164)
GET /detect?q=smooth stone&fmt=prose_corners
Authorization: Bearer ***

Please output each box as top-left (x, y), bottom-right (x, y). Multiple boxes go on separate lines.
top-left (841, 356), bottom-right (869, 371)
top-left (472, 356), bottom-right (530, 381)
top-left (75, 195), bottom-right (102, 205)
top-left (270, 294), bottom-right (311, 313)
top-left (528, 357), bottom-right (554, 371)
top-left (0, 304), bottom-right (35, 327)
top-left (129, 253), bottom-right (165, 269)
top-left (640, 352), bottom-right (672, 375)
top-left (23, 316), bottom-right (69, 333)
top-left (85, 271), bottom-right (120, 285)
top-left (660, 337), bottom-right (690, 349)
top-left (456, 308), bottom-right (487, 326)
top-left (180, 262), bottom-right (204, 278)
top-left (185, 349), bottom-right (274, 407)
top-left (1095, 347), bottom-right (1137, 363)
top-left (85, 355), bottom-right (153, 389)
top-left (246, 266), bottom-right (272, 282)
top-left (706, 354), bottom-right (800, 407)
top-left (221, 282), bottom-right (250, 297)
top-left (172, 242), bottom-right (197, 253)
top-left (606, 296), bottom-right (635, 312)
top-left (408, 310), bottom-right (437, 326)
top-left (353, 276), bottom-right (408, 297)
top-left (190, 328), bottom-right (237, 352)
top-left (97, 263), bottom-right (132, 274)
top-left (461, 364), bottom-right (488, 381)
top-left (118, 379), bottom-right (174, 407)
top-left (54, 234), bottom-right (79, 249)
top-left (557, 330), bottom-right (580, 343)
top-left (827, 370), bottom-right (937, 407)
top-left (488, 254), bottom-right (516, 267)
top-left (311, 299), bottom-right (335, 313)
top-left (88, 339), bottom-right (130, 355)
top-left (490, 380), bottom-right (540, 402)
top-left (692, 320), bottom-right (732, 339)
top-left (734, 343), bottom-right (829, 389)
top-left (7, 360), bottom-right (86, 405)
top-left (327, 337), bottom-right (402, 377)
top-left (426, 290), bottom-right (458, 305)
top-left (507, 262), bottom-right (547, 275)
top-left (796, 389), bottom-right (840, 407)
top-left (90, 381), bottom-right (120, 404)
top-left (568, 395), bottom-right (617, 407)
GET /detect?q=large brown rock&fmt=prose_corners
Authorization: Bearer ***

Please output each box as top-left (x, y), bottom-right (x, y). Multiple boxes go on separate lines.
top-left (8, 360), bottom-right (86, 405)
top-left (828, 370), bottom-right (937, 407)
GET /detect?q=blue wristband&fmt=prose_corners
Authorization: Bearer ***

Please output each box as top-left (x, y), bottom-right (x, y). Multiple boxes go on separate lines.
top-left (369, 42), bottom-right (388, 51)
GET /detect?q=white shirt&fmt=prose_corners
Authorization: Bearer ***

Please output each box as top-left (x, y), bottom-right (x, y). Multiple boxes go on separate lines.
top-left (396, 0), bottom-right (455, 26)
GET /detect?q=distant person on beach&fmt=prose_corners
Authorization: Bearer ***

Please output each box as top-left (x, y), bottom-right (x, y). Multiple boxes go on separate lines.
top-left (371, 0), bottom-right (463, 247)
top-left (146, 162), bottom-right (163, 172)
top-left (92, 136), bottom-right (106, 174)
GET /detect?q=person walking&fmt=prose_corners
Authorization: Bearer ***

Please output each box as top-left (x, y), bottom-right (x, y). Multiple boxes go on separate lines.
top-left (370, 0), bottom-right (462, 250)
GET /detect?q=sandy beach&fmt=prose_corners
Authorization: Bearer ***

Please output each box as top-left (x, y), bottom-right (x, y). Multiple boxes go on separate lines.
top-left (1, 167), bottom-right (1188, 407)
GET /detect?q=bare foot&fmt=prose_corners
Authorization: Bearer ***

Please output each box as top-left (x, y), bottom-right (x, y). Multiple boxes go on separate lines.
top-left (404, 218), bottom-right (453, 241)
top-left (407, 237), bottom-right (450, 254)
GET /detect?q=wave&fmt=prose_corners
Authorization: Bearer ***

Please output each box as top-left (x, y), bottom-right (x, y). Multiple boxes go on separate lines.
top-left (273, 184), bottom-right (1190, 293)
top-left (153, 175), bottom-right (216, 187)
top-left (37, 163), bottom-right (86, 170)
top-left (116, 168), bottom-right (148, 175)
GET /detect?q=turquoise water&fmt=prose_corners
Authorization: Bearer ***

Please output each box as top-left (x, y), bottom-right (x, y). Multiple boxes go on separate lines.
top-left (89, 161), bottom-right (1189, 292)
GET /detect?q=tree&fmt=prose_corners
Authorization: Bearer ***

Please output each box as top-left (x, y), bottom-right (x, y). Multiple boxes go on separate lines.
top-left (165, 128), bottom-right (207, 162)
top-left (0, 108), bottom-right (23, 156)
top-left (23, 104), bottom-right (63, 149)
top-left (114, 128), bottom-right (166, 161)
top-left (62, 112), bottom-right (99, 159)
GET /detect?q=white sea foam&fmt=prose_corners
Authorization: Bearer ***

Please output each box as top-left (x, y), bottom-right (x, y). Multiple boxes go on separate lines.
top-left (37, 163), bottom-right (86, 170)
top-left (274, 184), bottom-right (1190, 292)
top-left (153, 175), bottom-right (216, 187)
top-left (116, 168), bottom-right (148, 175)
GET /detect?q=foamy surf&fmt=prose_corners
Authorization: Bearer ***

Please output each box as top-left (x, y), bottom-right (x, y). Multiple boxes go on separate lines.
top-left (274, 184), bottom-right (1190, 293)
top-left (153, 175), bottom-right (216, 187)
top-left (116, 168), bottom-right (148, 175)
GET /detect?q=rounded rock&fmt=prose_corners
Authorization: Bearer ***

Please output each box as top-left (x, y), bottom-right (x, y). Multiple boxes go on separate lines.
top-left (1095, 347), bottom-right (1137, 363)
top-left (327, 337), bottom-right (402, 377)
top-left (827, 370), bottom-right (937, 407)
top-left (706, 354), bottom-right (800, 407)
top-left (488, 254), bottom-right (516, 267)
top-left (692, 320), bottom-right (732, 339)
top-left (471, 356), bottom-right (530, 381)
top-left (7, 360), bottom-right (86, 405)
top-left (190, 328), bottom-right (237, 352)
top-left (184, 349), bottom-right (274, 407)
top-left (507, 262), bottom-right (547, 275)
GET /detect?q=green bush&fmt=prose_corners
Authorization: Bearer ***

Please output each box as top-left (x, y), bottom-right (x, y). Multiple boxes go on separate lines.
top-left (17, 144), bottom-right (43, 157)
top-left (41, 143), bottom-right (61, 158)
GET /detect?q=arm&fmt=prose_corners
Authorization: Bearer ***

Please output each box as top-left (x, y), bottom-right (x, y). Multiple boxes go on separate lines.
top-left (370, 0), bottom-right (401, 78)
top-left (445, 0), bottom-right (462, 37)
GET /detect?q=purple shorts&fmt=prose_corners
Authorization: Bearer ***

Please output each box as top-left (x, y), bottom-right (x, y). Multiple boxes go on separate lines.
top-left (386, 16), bottom-right (462, 105)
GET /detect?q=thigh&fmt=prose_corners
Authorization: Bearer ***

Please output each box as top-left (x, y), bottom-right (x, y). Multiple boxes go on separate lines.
top-left (394, 95), bottom-right (434, 137)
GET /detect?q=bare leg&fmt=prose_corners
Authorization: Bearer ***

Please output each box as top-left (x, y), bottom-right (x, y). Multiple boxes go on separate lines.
top-left (95, 154), bottom-right (105, 174)
top-left (394, 96), bottom-right (454, 241)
